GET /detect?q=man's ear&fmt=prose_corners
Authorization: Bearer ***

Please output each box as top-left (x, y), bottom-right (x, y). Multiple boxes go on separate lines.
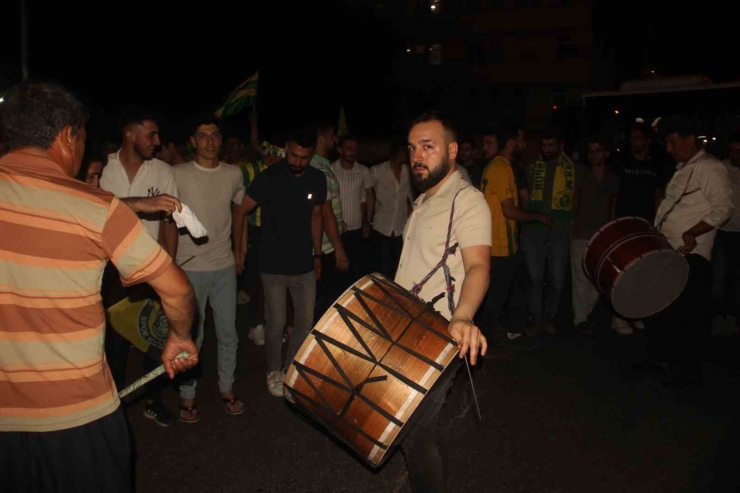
top-left (448, 141), bottom-right (458, 162)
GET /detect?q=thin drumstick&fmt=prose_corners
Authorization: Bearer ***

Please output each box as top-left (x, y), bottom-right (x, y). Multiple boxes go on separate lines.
top-left (464, 354), bottom-right (482, 420)
top-left (118, 351), bottom-right (189, 399)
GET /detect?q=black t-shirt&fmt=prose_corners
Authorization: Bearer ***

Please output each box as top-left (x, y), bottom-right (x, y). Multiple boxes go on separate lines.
top-left (612, 155), bottom-right (671, 223)
top-left (246, 161), bottom-right (327, 275)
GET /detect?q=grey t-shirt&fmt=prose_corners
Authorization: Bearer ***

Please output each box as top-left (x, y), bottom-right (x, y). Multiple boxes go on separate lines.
top-left (173, 161), bottom-right (246, 271)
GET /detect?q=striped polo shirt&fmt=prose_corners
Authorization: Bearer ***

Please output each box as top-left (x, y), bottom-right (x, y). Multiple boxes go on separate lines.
top-left (0, 152), bottom-right (172, 432)
top-left (235, 160), bottom-right (266, 227)
top-left (310, 154), bottom-right (344, 254)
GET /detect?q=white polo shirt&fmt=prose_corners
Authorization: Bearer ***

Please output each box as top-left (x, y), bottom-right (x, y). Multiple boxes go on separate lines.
top-left (371, 161), bottom-right (414, 237)
top-left (100, 150), bottom-right (179, 240)
top-left (655, 150), bottom-right (733, 260)
top-left (395, 171), bottom-right (492, 320)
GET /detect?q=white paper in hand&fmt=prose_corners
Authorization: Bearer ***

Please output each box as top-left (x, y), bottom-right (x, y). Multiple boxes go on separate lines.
top-left (172, 204), bottom-right (207, 238)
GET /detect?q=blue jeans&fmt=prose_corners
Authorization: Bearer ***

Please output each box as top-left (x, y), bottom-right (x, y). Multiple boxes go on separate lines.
top-left (520, 227), bottom-right (570, 328)
top-left (179, 266), bottom-right (239, 399)
top-left (261, 271), bottom-right (316, 372)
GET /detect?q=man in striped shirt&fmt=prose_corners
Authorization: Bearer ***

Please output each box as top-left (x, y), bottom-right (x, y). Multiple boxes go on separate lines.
top-left (0, 82), bottom-right (198, 492)
top-left (332, 135), bottom-right (375, 281)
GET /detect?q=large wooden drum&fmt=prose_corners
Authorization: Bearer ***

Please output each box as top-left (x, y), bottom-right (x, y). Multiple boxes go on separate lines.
top-left (583, 216), bottom-right (689, 319)
top-left (284, 273), bottom-right (459, 467)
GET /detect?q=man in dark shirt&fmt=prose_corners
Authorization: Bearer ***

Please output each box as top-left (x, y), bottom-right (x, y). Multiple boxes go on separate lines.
top-left (236, 128), bottom-right (327, 398)
top-left (613, 122), bottom-right (671, 223)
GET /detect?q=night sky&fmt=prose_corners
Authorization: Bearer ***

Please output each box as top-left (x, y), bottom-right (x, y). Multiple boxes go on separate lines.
top-left (1, 1), bottom-right (736, 147)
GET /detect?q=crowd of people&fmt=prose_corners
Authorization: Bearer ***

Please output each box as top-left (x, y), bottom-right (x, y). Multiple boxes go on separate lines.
top-left (1, 79), bottom-right (739, 493)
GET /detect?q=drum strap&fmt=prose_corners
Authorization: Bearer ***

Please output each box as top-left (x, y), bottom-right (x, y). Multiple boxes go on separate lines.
top-left (410, 188), bottom-right (465, 316)
top-left (656, 165), bottom-right (697, 232)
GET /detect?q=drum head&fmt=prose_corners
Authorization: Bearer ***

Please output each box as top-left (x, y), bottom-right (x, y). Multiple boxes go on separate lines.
top-left (611, 250), bottom-right (689, 319)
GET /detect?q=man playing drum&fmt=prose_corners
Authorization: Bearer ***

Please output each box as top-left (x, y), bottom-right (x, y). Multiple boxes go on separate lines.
top-left (641, 116), bottom-right (733, 387)
top-left (395, 112), bottom-right (491, 492)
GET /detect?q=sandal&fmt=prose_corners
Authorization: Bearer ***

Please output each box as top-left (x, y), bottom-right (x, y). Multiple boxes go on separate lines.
top-left (178, 404), bottom-right (200, 424)
top-left (222, 395), bottom-right (245, 415)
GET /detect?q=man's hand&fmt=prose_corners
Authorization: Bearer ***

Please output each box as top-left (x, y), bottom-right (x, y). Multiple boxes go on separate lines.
top-left (128, 194), bottom-right (182, 215)
top-left (448, 318), bottom-right (487, 365)
top-left (341, 223), bottom-right (348, 234)
top-left (314, 257), bottom-right (322, 281)
top-left (234, 251), bottom-right (246, 274)
top-left (539, 213), bottom-right (553, 228)
top-left (362, 223), bottom-right (372, 238)
top-left (335, 247), bottom-right (349, 272)
top-left (678, 231), bottom-right (697, 254)
top-left (161, 333), bottom-right (199, 379)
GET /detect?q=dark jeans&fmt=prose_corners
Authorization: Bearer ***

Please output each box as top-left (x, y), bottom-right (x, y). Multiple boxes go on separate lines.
top-left (520, 227), bottom-right (570, 328)
top-left (315, 250), bottom-right (350, 324)
top-left (0, 407), bottom-right (132, 493)
top-left (479, 254), bottom-right (527, 338)
top-left (645, 254), bottom-right (712, 373)
top-left (711, 230), bottom-right (740, 318)
top-left (343, 229), bottom-right (372, 282)
top-left (399, 359), bottom-right (461, 493)
top-left (374, 230), bottom-right (403, 279)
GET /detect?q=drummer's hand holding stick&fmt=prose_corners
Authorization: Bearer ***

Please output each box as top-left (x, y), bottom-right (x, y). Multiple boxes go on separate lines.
top-left (678, 221), bottom-right (713, 254)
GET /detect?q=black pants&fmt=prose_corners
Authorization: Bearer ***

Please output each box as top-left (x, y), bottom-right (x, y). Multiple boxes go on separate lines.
top-left (399, 359), bottom-right (461, 493)
top-left (478, 254), bottom-right (527, 338)
top-left (343, 229), bottom-right (372, 282)
top-left (711, 230), bottom-right (740, 318)
top-left (0, 407), bottom-right (132, 493)
top-left (374, 230), bottom-right (403, 279)
top-left (645, 254), bottom-right (712, 373)
top-left (315, 250), bottom-right (351, 324)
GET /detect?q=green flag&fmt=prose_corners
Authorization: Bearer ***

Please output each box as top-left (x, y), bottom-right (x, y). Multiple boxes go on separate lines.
top-left (337, 105), bottom-right (348, 137)
top-left (215, 71), bottom-right (259, 118)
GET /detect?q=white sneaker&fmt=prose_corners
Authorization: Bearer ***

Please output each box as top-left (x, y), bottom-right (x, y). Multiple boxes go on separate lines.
top-left (248, 325), bottom-right (265, 346)
top-left (611, 316), bottom-right (634, 335)
top-left (633, 320), bottom-right (645, 330)
top-left (267, 371), bottom-right (285, 397)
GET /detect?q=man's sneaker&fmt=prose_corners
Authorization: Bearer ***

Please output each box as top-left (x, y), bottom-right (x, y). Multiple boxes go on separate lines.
top-left (506, 332), bottom-right (539, 350)
top-left (633, 320), bottom-right (645, 330)
top-left (143, 400), bottom-right (175, 427)
top-left (267, 371), bottom-right (285, 397)
top-left (248, 325), bottom-right (265, 346)
top-left (611, 316), bottom-right (634, 335)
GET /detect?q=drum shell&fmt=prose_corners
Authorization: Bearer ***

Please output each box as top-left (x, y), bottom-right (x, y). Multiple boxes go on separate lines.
top-left (284, 273), bottom-right (458, 468)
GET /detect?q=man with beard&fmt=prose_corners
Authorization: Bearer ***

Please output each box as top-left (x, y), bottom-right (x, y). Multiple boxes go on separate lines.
top-left (234, 128), bottom-right (326, 398)
top-left (455, 137), bottom-right (474, 183)
top-left (395, 112), bottom-right (490, 492)
top-left (521, 127), bottom-right (583, 335)
top-left (479, 126), bottom-right (549, 349)
top-left (100, 112), bottom-right (183, 427)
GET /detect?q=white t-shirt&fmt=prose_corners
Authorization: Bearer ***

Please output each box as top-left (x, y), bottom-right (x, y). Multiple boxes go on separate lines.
top-left (100, 150), bottom-right (178, 240)
top-left (173, 161), bottom-right (245, 271)
top-left (332, 160), bottom-right (374, 231)
top-left (655, 150), bottom-right (733, 260)
top-left (371, 161), bottom-right (414, 237)
top-left (395, 171), bottom-right (492, 321)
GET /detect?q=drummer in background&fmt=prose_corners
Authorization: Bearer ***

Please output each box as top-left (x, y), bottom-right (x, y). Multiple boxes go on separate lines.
top-left (396, 111), bottom-right (491, 493)
top-left (570, 137), bottom-right (620, 335)
top-left (639, 116), bottom-right (733, 387)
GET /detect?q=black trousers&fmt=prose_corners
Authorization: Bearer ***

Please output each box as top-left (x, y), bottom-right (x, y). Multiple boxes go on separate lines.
top-left (374, 230), bottom-right (403, 279)
top-left (399, 359), bottom-right (461, 493)
top-left (0, 408), bottom-right (132, 493)
top-left (478, 254), bottom-right (527, 338)
top-left (315, 250), bottom-right (351, 324)
top-left (645, 254), bottom-right (712, 373)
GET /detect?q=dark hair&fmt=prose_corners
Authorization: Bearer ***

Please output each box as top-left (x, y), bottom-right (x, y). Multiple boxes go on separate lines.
top-left (495, 125), bottom-right (524, 149)
top-left (316, 122), bottom-right (335, 138)
top-left (586, 135), bottom-right (611, 150)
top-left (542, 126), bottom-right (566, 142)
top-left (410, 111), bottom-right (458, 143)
top-left (75, 149), bottom-right (108, 182)
top-left (288, 127), bottom-right (317, 149)
top-left (118, 107), bottom-right (159, 134)
top-left (660, 115), bottom-right (700, 139)
top-left (729, 133), bottom-right (740, 145)
top-left (0, 81), bottom-right (88, 151)
top-left (458, 135), bottom-right (474, 146)
top-left (339, 134), bottom-right (358, 148)
top-left (628, 121), bottom-right (654, 139)
top-left (190, 114), bottom-right (222, 136)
